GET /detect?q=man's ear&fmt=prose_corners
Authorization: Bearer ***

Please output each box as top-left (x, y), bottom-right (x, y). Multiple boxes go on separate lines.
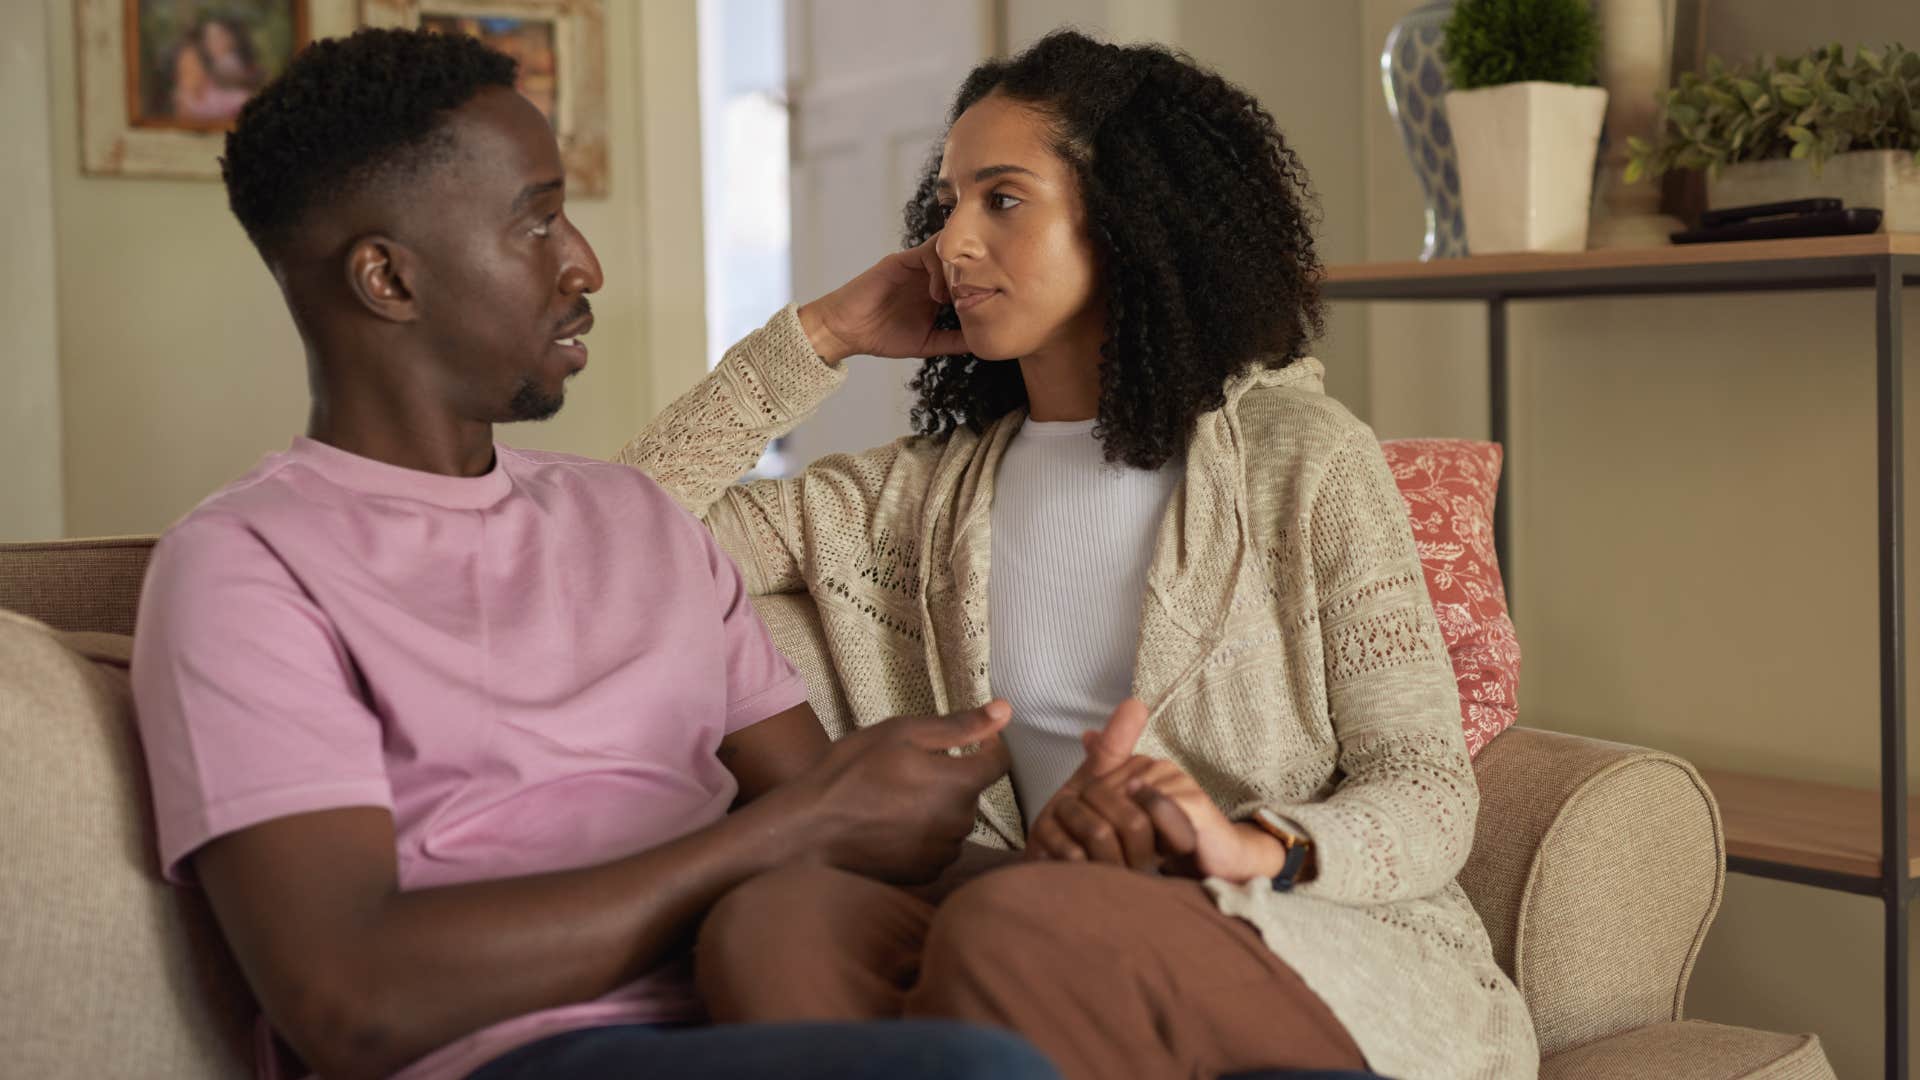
top-left (344, 235), bottom-right (420, 323)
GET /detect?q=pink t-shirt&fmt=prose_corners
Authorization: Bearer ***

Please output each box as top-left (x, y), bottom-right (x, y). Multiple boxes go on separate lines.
top-left (131, 437), bottom-right (808, 1080)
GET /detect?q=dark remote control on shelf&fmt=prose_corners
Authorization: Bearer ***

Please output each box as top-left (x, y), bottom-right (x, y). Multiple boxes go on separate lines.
top-left (1671, 206), bottom-right (1881, 244)
top-left (1698, 197), bottom-right (1843, 229)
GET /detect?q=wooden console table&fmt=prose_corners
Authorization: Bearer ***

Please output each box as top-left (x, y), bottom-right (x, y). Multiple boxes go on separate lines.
top-left (1323, 234), bottom-right (1920, 1078)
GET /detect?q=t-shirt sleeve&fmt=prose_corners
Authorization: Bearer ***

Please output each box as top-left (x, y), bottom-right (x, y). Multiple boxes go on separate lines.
top-left (131, 514), bottom-right (393, 884)
top-left (699, 522), bottom-right (808, 734)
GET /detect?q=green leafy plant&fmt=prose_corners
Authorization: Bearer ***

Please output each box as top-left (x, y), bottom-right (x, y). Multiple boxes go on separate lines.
top-left (1441, 0), bottom-right (1601, 91)
top-left (1627, 43), bottom-right (1920, 183)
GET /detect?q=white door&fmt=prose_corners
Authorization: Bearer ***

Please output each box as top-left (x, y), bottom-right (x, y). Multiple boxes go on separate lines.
top-left (780, 0), bottom-right (996, 466)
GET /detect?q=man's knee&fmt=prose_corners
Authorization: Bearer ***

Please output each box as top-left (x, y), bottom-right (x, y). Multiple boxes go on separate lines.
top-left (698, 862), bottom-right (855, 967)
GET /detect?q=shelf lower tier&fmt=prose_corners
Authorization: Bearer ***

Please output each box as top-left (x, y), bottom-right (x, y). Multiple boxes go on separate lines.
top-left (1700, 768), bottom-right (1920, 896)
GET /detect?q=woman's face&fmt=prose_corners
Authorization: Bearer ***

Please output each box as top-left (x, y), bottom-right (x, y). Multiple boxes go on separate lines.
top-left (934, 93), bottom-right (1103, 363)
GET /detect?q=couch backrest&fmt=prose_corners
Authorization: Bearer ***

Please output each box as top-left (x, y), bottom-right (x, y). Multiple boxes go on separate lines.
top-left (0, 536), bottom-right (158, 636)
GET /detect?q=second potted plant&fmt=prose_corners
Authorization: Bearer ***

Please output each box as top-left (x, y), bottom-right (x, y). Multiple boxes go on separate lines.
top-left (1628, 43), bottom-right (1920, 232)
top-left (1442, 0), bottom-right (1609, 253)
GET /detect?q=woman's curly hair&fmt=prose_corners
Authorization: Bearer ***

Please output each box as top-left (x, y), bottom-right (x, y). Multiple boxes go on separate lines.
top-left (903, 30), bottom-right (1326, 470)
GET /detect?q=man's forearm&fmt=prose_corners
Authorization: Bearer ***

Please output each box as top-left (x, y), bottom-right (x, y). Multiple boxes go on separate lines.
top-left (213, 794), bottom-right (815, 1080)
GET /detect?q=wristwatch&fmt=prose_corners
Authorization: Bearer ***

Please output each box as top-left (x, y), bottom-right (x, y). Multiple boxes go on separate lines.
top-left (1250, 808), bottom-right (1313, 892)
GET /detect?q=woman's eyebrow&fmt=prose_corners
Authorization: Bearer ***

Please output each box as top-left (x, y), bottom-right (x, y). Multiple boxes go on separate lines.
top-left (935, 164), bottom-right (1042, 193)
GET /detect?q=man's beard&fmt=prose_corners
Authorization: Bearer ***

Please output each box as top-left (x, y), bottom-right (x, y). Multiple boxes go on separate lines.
top-left (505, 376), bottom-right (565, 422)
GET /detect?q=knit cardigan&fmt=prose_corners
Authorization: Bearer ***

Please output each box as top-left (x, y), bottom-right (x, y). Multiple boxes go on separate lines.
top-left (618, 307), bottom-right (1539, 1080)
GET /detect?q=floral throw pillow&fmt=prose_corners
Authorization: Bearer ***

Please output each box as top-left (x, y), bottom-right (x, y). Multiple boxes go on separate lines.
top-left (1381, 439), bottom-right (1519, 758)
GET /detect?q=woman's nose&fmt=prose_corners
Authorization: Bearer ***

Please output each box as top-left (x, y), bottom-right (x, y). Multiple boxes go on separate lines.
top-left (935, 206), bottom-right (983, 266)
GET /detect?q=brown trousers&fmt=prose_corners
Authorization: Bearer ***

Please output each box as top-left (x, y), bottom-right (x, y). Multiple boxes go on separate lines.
top-left (694, 861), bottom-right (1366, 1080)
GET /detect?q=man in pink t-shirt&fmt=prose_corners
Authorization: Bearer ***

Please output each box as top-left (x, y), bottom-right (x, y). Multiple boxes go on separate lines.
top-left (131, 28), bottom-right (1052, 1080)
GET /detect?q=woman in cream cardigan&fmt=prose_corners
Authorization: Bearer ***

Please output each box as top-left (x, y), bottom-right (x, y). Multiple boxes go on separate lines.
top-left (622, 30), bottom-right (1535, 1080)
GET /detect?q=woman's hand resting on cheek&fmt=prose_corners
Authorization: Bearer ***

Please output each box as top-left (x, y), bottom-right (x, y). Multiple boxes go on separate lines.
top-left (796, 236), bottom-right (969, 365)
top-left (1024, 697), bottom-right (1291, 886)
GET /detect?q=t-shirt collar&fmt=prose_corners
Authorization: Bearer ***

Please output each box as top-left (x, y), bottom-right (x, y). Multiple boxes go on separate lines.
top-left (289, 436), bottom-right (514, 510)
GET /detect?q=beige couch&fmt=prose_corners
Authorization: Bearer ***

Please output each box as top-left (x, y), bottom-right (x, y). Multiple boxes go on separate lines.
top-left (1, 536), bottom-right (1836, 1079)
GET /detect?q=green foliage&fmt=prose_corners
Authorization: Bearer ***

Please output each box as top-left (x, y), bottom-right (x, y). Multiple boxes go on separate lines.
top-left (1626, 43), bottom-right (1920, 183)
top-left (1441, 0), bottom-right (1601, 91)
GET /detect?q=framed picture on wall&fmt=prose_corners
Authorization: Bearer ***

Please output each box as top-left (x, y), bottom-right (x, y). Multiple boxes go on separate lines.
top-left (359, 0), bottom-right (610, 198)
top-left (78, 0), bottom-right (312, 178)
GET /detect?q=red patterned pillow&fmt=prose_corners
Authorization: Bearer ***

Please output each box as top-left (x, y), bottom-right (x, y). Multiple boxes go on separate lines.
top-left (1380, 439), bottom-right (1519, 758)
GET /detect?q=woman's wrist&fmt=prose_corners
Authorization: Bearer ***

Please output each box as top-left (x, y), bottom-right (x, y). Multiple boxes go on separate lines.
top-left (1232, 822), bottom-right (1289, 882)
top-left (794, 300), bottom-right (852, 366)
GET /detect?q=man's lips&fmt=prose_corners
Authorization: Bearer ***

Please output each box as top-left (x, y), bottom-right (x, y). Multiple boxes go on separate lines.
top-left (553, 311), bottom-right (594, 344)
top-left (552, 312), bottom-right (594, 370)
top-left (950, 285), bottom-right (999, 313)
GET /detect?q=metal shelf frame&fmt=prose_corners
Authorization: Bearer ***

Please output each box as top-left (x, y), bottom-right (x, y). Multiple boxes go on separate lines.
top-left (1322, 239), bottom-right (1920, 1078)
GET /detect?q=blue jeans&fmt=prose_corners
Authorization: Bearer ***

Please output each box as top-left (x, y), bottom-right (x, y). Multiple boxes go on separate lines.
top-left (465, 1020), bottom-right (1061, 1080)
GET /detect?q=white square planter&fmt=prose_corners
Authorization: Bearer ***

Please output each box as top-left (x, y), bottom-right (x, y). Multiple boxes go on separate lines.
top-left (1708, 149), bottom-right (1920, 233)
top-left (1445, 82), bottom-right (1609, 253)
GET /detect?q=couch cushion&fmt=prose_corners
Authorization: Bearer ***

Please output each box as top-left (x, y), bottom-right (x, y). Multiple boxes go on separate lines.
top-left (1541, 1020), bottom-right (1834, 1080)
top-left (0, 536), bottom-right (158, 636)
top-left (0, 608), bottom-right (252, 1078)
top-left (1381, 439), bottom-right (1518, 757)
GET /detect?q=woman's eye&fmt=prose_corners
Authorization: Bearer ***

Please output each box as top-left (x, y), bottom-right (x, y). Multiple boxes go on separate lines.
top-left (935, 202), bottom-right (955, 220)
top-left (989, 193), bottom-right (1023, 211)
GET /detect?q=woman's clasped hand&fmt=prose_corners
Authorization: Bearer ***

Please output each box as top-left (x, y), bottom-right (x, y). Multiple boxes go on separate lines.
top-left (1023, 699), bottom-right (1285, 884)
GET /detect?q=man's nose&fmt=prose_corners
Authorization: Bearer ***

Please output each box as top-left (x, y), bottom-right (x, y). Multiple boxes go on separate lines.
top-left (562, 228), bottom-right (603, 295)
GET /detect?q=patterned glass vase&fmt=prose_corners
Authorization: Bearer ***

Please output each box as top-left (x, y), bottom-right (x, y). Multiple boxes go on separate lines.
top-left (1381, 1), bottom-right (1468, 260)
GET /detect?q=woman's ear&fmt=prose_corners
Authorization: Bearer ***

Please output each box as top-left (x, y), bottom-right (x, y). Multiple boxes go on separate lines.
top-left (343, 235), bottom-right (419, 323)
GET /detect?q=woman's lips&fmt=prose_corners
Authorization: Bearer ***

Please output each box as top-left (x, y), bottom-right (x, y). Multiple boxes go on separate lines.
top-left (953, 288), bottom-right (999, 313)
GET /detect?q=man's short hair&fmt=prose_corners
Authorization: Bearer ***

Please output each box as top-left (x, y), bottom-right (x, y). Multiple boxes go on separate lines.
top-left (221, 28), bottom-right (518, 260)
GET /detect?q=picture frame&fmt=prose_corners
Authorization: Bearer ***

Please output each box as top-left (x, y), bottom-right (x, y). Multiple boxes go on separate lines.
top-left (359, 0), bottom-right (609, 198)
top-left (78, 0), bottom-right (312, 178)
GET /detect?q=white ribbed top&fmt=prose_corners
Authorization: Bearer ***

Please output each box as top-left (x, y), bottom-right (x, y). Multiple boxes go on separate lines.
top-left (989, 417), bottom-right (1180, 826)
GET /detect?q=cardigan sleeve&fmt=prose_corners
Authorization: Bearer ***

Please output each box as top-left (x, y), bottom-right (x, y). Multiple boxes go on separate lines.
top-left (1263, 427), bottom-right (1479, 906)
top-left (614, 305), bottom-right (909, 598)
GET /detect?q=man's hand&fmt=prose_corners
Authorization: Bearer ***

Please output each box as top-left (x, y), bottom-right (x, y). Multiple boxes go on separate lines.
top-left (796, 237), bottom-right (968, 364)
top-left (777, 700), bottom-right (1013, 885)
top-left (1025, 699), bottom-right (1157, 866)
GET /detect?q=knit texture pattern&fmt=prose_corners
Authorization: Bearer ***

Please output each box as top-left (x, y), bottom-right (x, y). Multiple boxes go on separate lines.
top-left (617, 306), bottom-right (1539, 1080)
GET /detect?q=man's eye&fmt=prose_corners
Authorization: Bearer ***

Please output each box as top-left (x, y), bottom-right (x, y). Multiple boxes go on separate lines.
top-left (531, 213), bottom-right (558, 238)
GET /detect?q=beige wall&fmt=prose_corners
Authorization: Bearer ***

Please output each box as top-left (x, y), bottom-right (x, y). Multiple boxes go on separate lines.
top-left (43, 0), bottom-right (704, 539)
top-left (1357, 2), bottom-right (1920, 1076)
top-left (2, 1), bottom-right (64, 542)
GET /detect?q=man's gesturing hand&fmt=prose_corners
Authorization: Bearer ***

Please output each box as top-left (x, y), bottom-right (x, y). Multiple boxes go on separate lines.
top-left (796, 237), bottom-right (968, 364)
top-left (782, 700), bottom-right (1013, 885)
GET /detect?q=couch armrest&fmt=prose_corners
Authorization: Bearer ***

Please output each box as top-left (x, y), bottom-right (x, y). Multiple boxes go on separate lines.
top-left (1462, 726), bottom-right (1725, 1056)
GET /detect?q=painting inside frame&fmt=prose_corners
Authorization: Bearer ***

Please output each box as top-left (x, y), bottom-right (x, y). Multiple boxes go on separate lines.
top-left (359, 0), bottom-right (608, 197)
top-left (419, 13), bottom-right (559, 125)
top-left (123, 0), bottom-right (310, 132)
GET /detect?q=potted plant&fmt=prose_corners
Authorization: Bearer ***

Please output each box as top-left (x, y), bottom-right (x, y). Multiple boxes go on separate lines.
top-left (1442, 0), bottom-right (1608, 253)
top-left (1627, 43), bottom-right (1920, 232)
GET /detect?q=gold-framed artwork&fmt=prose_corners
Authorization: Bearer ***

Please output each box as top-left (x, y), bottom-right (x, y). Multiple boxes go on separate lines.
top-left (78, 0), bottom-right (312, 178)
top-left (359, 0), bottom-right (609, 198)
